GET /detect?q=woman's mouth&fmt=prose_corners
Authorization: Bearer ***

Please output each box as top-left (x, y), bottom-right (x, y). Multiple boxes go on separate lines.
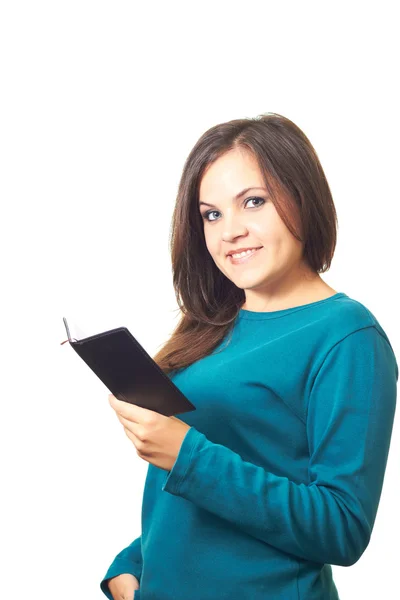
top-left (228, 247), bottom-right (263, 265)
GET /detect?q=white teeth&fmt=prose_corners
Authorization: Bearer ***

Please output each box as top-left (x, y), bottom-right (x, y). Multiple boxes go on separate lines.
top-left (231, 248), bottom-right (258, 258)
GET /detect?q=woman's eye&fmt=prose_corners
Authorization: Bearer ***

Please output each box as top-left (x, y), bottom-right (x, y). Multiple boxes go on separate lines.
top-left (202, 196), bottom-right (265, 222)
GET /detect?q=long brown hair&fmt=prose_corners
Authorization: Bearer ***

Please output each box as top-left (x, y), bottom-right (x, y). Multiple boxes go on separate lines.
top-left (153, 112), bottom-right (338, 376)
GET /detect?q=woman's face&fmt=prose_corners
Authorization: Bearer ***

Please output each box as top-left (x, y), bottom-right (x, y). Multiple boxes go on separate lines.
top-left (198, 148), bottom-right (310, 306)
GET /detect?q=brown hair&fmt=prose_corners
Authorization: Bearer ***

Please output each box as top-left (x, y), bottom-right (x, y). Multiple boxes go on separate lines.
top-left (152, 112), bottom-right (338, 376)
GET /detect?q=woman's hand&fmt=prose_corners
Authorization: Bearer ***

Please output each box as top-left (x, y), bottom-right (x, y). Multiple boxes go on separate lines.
top-left (107, 573), bottom-right (139, 600)
top-left (108, 394), bottom-right (191, 471)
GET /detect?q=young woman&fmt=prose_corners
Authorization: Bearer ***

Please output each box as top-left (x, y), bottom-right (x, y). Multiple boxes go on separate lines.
top-left (100, 113), bottom-right (398, 600)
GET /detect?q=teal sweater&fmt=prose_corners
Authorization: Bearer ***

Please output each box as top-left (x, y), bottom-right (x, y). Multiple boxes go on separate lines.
top-left (100, 292), bottom-right (398, 600)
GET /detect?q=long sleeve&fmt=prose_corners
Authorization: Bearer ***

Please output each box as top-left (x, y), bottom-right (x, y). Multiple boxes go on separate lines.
top-left (100, 535), bottom-right (143, 599)
top-left (162, 326), bottom-right (398, 567)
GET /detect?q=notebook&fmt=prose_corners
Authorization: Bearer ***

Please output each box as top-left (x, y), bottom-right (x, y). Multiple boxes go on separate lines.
top-left (61, 317), bottom-right (196, 417)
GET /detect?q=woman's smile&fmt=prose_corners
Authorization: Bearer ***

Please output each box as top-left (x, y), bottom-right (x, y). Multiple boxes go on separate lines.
top-left (227, 246), bottom-right (263, 265)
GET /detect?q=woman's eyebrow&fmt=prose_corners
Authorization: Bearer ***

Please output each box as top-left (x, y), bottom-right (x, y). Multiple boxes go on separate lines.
top-left (199, 187), bottom-right (268, 208)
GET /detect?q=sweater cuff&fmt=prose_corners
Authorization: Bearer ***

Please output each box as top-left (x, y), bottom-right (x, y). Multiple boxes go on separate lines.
top-left (100, 557), bottom-right (142, 599)
top-left (162, 426), bottom-right (204, 494)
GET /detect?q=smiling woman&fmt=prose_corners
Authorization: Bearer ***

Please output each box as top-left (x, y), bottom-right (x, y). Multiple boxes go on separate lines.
top-left (150, 112), bottom-right (339, 373)
top-left (196, 144), bottom-right (339, 311)
top-left (100, 112), bottom-right (398, 600)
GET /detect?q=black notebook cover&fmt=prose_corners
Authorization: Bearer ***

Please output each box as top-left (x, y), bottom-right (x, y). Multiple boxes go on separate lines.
top-left (62, 317), bottom-right (196, 417)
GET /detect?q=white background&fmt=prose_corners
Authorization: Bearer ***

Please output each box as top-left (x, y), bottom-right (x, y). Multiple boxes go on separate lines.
top-left (1, 1), bottom-right (399, 598)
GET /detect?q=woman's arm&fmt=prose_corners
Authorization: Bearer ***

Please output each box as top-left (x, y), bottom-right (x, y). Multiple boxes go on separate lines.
top-left (161, 326), bottom-right (398, 567)
top-left (100, 535), bottom-right (142, 599)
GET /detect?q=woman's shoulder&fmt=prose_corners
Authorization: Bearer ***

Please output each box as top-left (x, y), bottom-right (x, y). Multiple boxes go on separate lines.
top-left (322, 292), bottom-right (396, 356)
top-left (323, 292), bottom-right (379, 328)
